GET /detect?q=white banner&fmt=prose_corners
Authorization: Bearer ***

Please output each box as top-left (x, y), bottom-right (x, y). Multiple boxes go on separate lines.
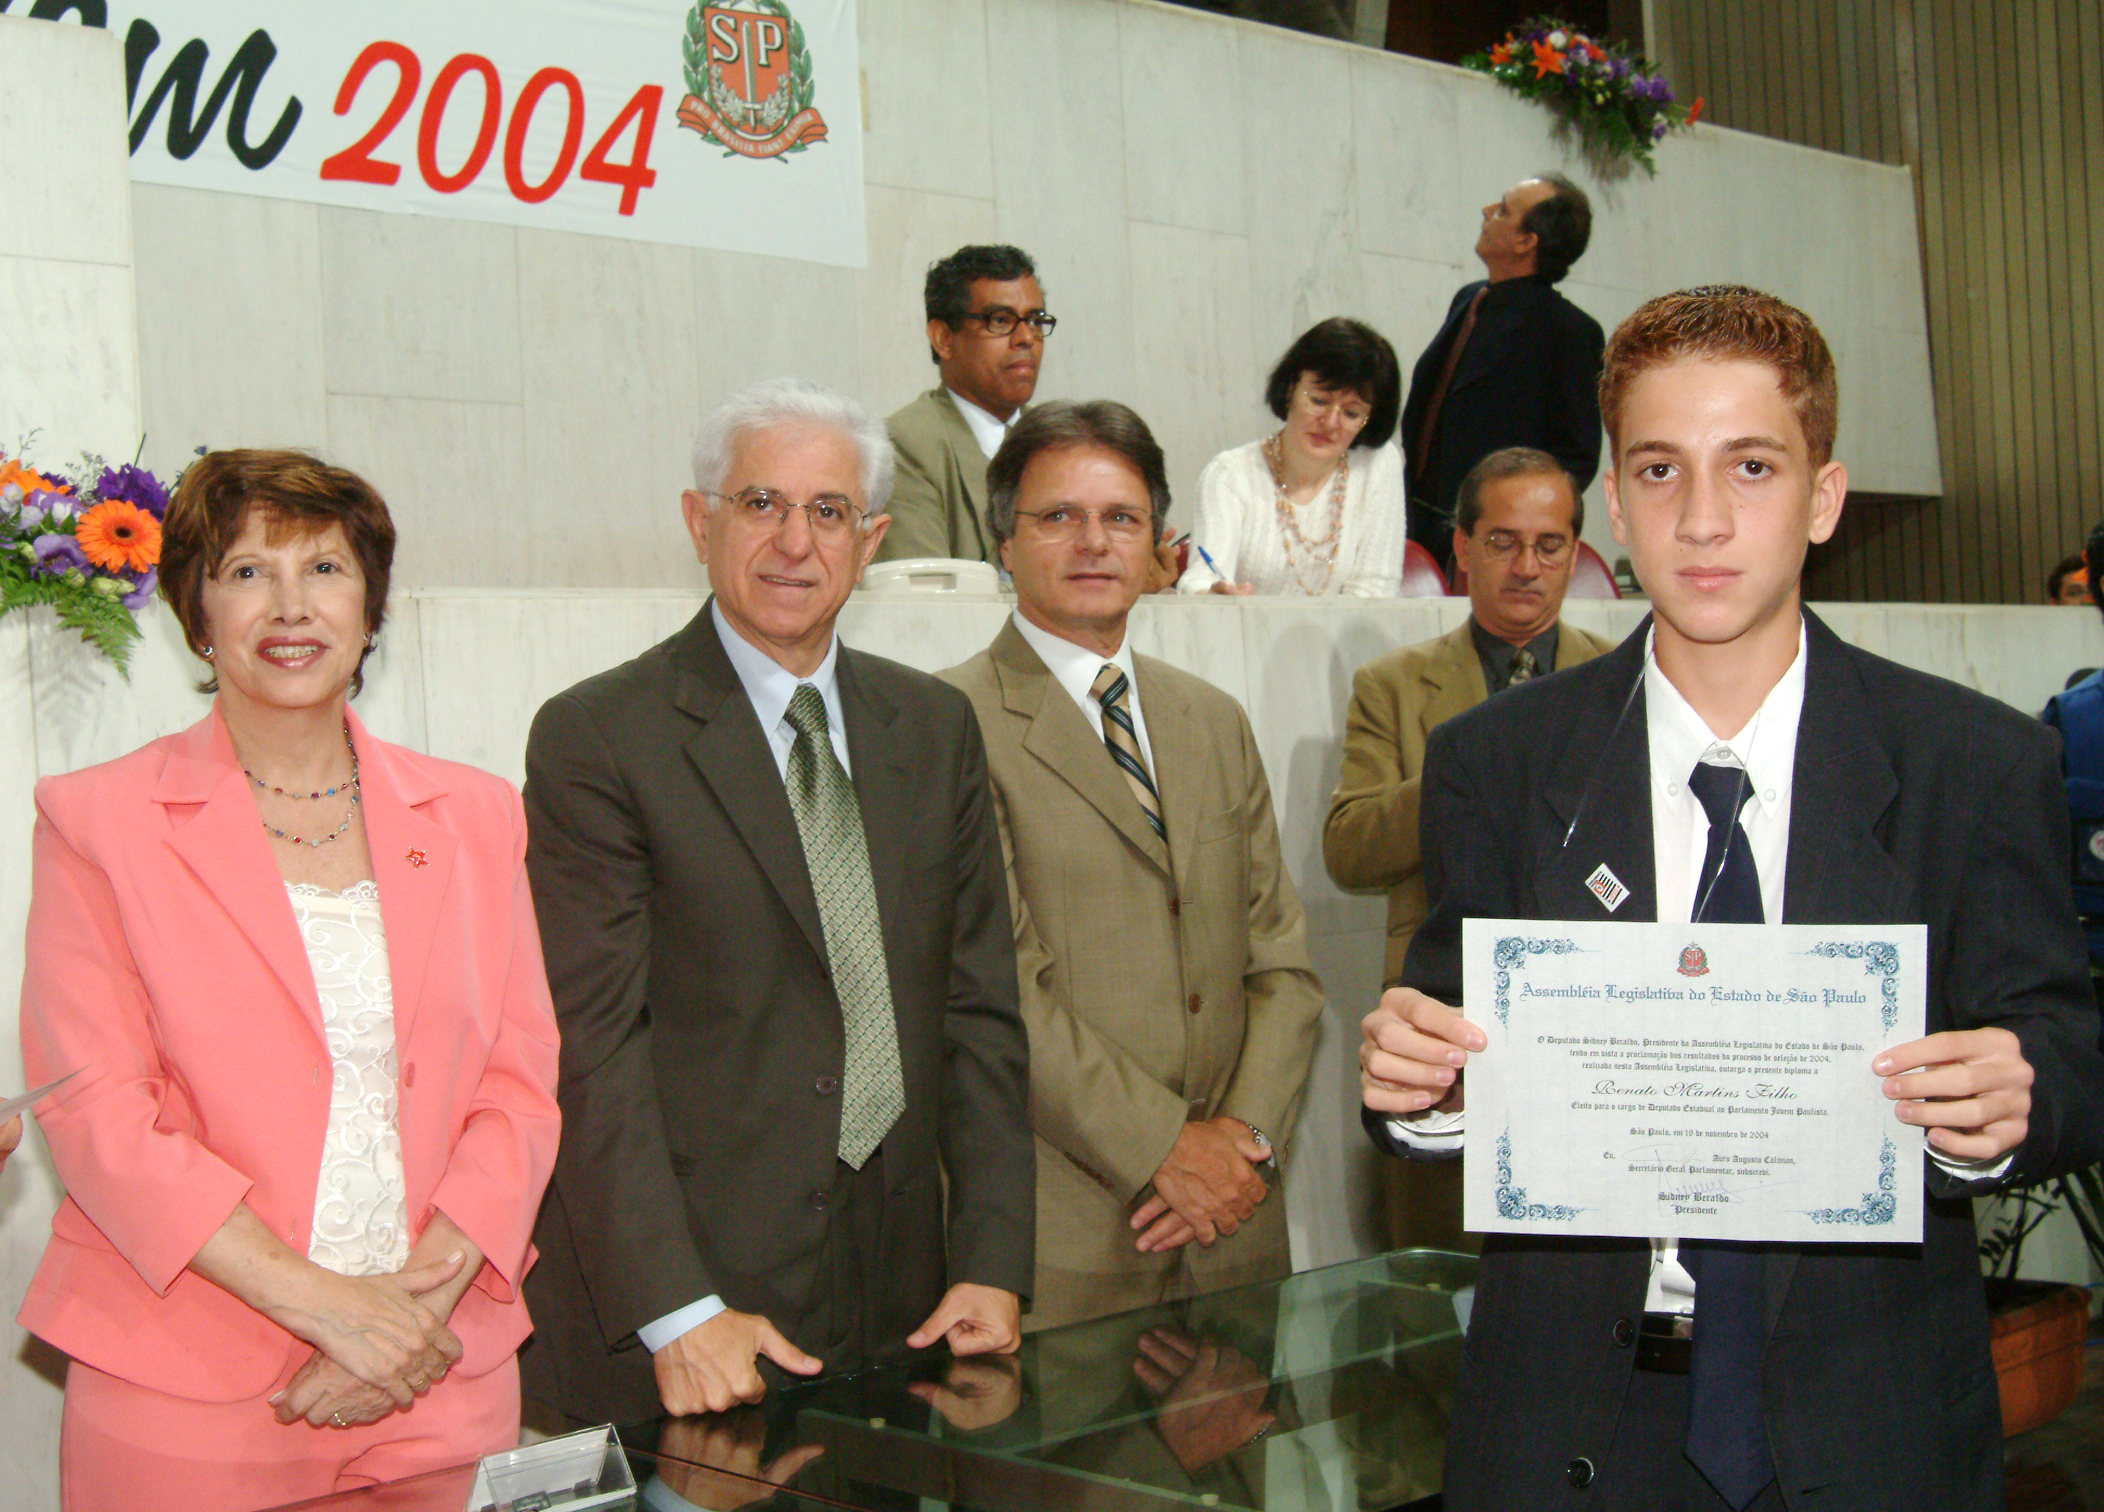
top-left (10, 0), bottom-right (864, 266)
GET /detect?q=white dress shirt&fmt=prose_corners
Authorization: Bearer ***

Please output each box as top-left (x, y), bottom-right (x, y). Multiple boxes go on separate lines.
top-left (1387, 618), bottom-right (1995, 1314)
top-left (1010, 610), bottom-right (1156, 772)
top-left (948, 388), bottom-right (1017, 461)
top-left (635, 602), bottom-right (854, 1353)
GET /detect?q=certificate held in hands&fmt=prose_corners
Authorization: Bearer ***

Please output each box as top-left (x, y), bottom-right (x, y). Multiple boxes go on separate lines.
top-left (1461, 918), bottom-right (1927, 1244)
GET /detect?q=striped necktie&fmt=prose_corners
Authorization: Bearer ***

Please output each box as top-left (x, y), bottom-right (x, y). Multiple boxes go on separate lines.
top-left (1090, 663), bottom-right (1165, 840)
top-left (783, 685), bottom-right (905, 1169)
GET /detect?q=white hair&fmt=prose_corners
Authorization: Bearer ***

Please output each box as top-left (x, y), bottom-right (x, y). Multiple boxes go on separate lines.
top-left (690, 377), bottom-right (895, 521)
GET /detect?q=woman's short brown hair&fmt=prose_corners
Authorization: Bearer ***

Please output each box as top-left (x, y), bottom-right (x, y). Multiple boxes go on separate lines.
top-left (160, 450), bottom-right (397, 695)
top-left (1599, 286), bottom-right (1838, 468)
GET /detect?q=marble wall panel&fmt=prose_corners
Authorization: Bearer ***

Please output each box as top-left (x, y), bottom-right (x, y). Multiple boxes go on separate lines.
top-left (859, 0), bottom-right (997, 202)
top-left (985, 0), bottom-right (1137, 409)
top-left (855, 186), bottom-right (1000, 423)
top-left (1350, 52), bottom-right (1462, 267)
top-left (320, 210), bottom-right (523, 405)
top-left (1124, 597), bottom-right (1253, 706)
top-left (414, 593), bottom-right (706, 781)
top-left (1127, 222), bottom-right (1263, 505)
top-left (0, 256), bottom-right (142, 466)
top-left (0, 17), bottom-right (129, 267)
top-left (693, 248), bottom-right (866, 414)
top-left (1115, 1), bottom-right (1248, 238)
top-left (1239, 27), bottom-right (1364, 370)
top-left (0, 613), bottom-right (60, 1512)
top-left (1355, 251), bottom-right (1468, 386)
top-left (323, 396), bottom-right (542, 588)
top-left (517, 229), bottom-right (703, 590)
top-left (131, 187), bottom-right (328, 479)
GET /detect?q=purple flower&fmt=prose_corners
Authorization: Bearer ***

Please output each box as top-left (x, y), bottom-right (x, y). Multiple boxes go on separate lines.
top-left (97, 463), bottom-right (170, 519)
top-left (121, 568), bottom-right (159, 609)
top-left (32, 534), bottom-right (89, 577)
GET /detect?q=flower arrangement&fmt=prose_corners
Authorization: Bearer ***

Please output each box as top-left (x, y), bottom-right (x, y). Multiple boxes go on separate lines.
top-left (1, 441), bottom-right (181, 674)
top-left (1464, 17), bottom-right (1701, 176)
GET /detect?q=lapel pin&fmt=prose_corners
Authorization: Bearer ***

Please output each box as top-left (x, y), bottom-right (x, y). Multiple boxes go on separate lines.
top-left (406, 848), bottom-right (428, 868)
top-left (1585, 863), bottom-right (1629, 913)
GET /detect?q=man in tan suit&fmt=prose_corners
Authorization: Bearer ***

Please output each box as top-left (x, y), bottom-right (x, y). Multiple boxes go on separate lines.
top-left (880, 244), bottom-right (1054, 566)
top-left (1324, 445), bottom-right (1608, 1248)
top-left (942, 401), bottom-right (1323, 1330)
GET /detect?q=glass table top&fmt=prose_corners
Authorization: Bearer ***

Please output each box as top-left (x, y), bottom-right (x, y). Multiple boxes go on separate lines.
top-left (268, 1249), bottom-right (1475, 1512)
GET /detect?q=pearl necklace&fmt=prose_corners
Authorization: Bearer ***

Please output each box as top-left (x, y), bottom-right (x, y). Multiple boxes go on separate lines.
top-left (251, 725), bottom-right (362, 848)
top-left (1264, 433), bottom-right (1348, 595)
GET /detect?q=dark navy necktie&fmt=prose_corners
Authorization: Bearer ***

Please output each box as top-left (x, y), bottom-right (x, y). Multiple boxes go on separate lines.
top-left (1681, 759), bottom-right (1774, 1509)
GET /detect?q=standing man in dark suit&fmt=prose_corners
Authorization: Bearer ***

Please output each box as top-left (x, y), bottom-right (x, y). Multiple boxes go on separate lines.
top-left (521, 378), bottom-right (1034, 1426)
top-left (1400, 174), bottom-right (1604, 571)
top-left (880, 244), bottom-right (1053, 567)
top-left (1361, 288), bottom-right (2104, 1509)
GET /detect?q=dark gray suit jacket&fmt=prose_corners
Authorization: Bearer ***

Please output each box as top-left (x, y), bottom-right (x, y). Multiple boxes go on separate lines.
top-left (1371, 610), bottom-right (2104, 1511)
top-left (519, 604), bottom-right (1034, 1424)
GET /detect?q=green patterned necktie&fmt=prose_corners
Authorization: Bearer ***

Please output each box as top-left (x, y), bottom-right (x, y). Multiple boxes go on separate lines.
top-left (784, 684), bottom-right (905, 1169)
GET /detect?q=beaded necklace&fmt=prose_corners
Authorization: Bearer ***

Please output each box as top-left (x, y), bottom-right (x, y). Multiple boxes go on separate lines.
top-left (1264, 433), bottom-right (1348, 595)
top-left (249, 725), bottom-right (362, 849)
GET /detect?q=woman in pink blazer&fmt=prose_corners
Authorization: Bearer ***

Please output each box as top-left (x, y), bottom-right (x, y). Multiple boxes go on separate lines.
top-left (18, 451), bottom-right (561, 1512)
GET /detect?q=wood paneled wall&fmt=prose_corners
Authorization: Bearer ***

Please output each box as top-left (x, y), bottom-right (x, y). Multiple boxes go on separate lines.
top-left (1648, 0), bottom-right (2104, 604)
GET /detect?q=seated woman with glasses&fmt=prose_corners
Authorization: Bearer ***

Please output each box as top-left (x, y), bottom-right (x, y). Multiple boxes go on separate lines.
top-left (1179, 317), bottom-right (1406, 597)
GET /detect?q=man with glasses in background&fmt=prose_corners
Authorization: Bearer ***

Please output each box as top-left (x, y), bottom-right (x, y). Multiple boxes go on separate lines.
top-left (1323, 447), bottom-right (1609, 1251)
top-left (881, 244), bottom-right (1055, 566)
top-left (941, 401), bottom-right (1322, 1329)
top-left (521, 379), bottom-right (1034, 1427)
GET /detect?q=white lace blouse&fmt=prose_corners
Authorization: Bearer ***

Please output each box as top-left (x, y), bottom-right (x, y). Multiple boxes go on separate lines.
top-left (1177, 439), bottom-right (1408, 597)
top-left (287, 881), bottom-right (412, 1277)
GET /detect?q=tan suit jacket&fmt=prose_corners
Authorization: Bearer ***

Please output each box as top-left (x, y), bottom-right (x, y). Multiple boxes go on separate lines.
top-left (942, 622), bottom-right (1323, 1329)
top-left (881, 388), bottom-right (1001, 566)
top-left (1325, 619), bottom-right (1611, 986)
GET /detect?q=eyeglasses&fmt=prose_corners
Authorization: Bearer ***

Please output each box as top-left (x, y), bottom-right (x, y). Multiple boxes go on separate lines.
top-left (957, 308), bottom-right (1058, 339)
top-left (1294, 386), bottom-right (1371, 428)
top-left (1477, 530), bottom-right (1573, 565)
top-left (1011, 504), bottom-right (1154, 541)
top-left (710, 487), bottom-right (866, 538)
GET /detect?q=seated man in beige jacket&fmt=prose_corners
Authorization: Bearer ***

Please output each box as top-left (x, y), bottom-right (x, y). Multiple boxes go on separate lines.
top-left (880, 244), bottom-right (1052, 566)
top-left (1323, 446), bottom-right (1609, 1249)
top-left (942, 401), bottom-right (1323, 1330)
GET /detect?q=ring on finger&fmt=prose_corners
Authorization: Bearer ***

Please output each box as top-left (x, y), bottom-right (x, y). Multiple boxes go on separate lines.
top-left (332, 1412), bottom-right (348, 1428)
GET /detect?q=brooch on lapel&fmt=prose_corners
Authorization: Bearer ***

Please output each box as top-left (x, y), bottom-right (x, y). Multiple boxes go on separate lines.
top-left (1585, 863), bottom-right (1629, 912)
top-left (406, 848), bottom-right (428, 868)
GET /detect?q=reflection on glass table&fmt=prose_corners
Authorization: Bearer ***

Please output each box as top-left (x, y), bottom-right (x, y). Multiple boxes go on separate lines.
top-left (626, 1249), bottom-right (1475, 1512)
top-left (258, 1251), bottom-right (1473, 1512)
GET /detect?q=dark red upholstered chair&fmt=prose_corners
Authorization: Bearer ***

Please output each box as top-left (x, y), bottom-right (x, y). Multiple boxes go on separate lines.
top-left (1400, 540), bottom-right (1450, 596)
top-left (1566, 541), bottom-right (1623, 599)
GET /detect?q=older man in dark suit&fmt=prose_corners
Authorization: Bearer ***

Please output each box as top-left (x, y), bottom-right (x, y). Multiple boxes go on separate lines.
top-left (520, 378), bottom-right (1034, 1427)
top-left (1400, 174), bottom-right (1604, 571)
top-left (1363, 289), bottom-right (2104, 1509)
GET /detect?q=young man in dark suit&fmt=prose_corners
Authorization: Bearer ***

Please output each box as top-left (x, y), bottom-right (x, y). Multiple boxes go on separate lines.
top-left (1361, 287), bottom-right (2104, 1510)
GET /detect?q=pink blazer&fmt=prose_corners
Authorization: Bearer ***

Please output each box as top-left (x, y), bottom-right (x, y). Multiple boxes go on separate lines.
top-left (17, 708), bottom-right (562, 1402)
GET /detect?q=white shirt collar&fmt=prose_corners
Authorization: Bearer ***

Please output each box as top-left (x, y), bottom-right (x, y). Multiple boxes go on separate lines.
top-left (1644, 618), bottom-right (1807, 819)
top-left (947, 388), bottom-right (1017, 461)
top-left (710, 599), bottom-right (849, 777)
top-left (1011, 609), bottom-right (1137, 709)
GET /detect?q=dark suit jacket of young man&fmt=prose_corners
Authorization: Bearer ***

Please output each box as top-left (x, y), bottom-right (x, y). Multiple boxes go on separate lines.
top-left (1368, 610), bottom-right (2104, 1511)
top-left (518, 603), bottom-right (1035, 1425)
top-left (1399, 277), bottom-right (1604, 556)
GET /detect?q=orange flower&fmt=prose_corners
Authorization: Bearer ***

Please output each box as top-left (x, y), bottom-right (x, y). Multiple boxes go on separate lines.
top-left (0, 458), bottom-right (68, 499)
top-left (75, 499), bottom-right (161, 573)
top-left (1490, 40), bottom-right (1513, 64)
top-left (1688, 95), bottom-right (1705, 123)
top-left (1532, 39), bottom-right (1566, 78)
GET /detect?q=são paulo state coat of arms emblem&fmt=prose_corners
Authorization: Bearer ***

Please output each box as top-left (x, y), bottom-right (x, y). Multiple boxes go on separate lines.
top-left (1676, 944), bottom-right (1710, 978)
top-left (679, 0), bottom-right (829, 159)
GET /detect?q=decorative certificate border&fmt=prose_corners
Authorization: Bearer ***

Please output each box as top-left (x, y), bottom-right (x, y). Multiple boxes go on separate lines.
top-left (1806, 940), bottom-right (1902, 1033)
top-left (1801, 1136), bottom-right (1899, 1226)
top-left (1491, 935), bottom-right (1581, 1027)
top-left (1493, 1128), bottom-right (1585, 1222)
